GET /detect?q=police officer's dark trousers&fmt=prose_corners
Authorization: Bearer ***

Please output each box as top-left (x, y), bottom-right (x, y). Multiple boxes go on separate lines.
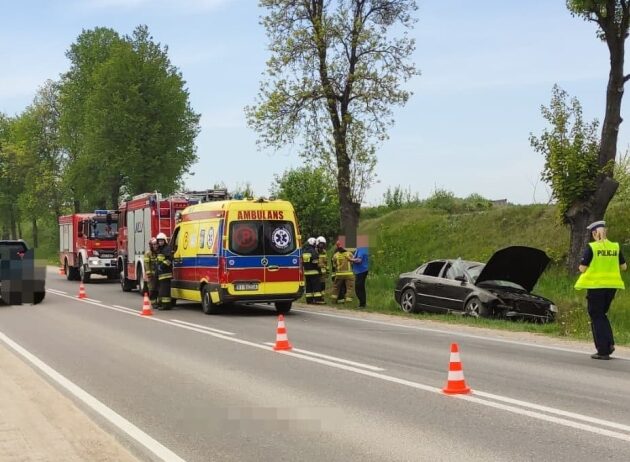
top-left (587, 288), bottom-right (616, 355)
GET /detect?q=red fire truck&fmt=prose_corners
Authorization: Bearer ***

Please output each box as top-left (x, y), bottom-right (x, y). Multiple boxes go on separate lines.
top-left (117, 192), bottom-right (194, 292)
top-left (59, 210), bottom-right (119, 283)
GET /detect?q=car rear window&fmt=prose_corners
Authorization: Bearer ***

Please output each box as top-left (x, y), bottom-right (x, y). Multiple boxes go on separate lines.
top-left (229, 221), bottom-right (296, 256)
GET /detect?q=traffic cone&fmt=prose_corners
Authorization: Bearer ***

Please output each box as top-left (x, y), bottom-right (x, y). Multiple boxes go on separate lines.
top-left (273, 314), bottom-right (292, 351)
top-left (77, 281), bottom-right (87, 299)
top-left (140, 292), bottom-right (153, 316)
top-left (58, 265), bottom-right (65, 276)
top-left (442, 343), bottom-right (471, 395)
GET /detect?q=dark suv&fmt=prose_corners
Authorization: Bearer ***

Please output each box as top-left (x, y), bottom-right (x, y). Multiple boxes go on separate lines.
top-left (0, 239), bottom-right (46, 305)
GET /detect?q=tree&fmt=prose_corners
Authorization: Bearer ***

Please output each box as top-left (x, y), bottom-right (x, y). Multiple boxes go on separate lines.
top-left (247, 0), bottom-right (419, 247)
top-left (563, 0), bottom-right (630, 270)
top-left (530, 85), bottom-right (601, 265)
top-left (11, 81), bottom-right (65, 247)
top-left (59, 25), bottom-right (200, 210)
top-left (271, 166), bottom-right (340, 243)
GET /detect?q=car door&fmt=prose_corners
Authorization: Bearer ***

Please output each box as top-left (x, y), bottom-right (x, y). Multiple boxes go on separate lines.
top-left (414, 260), bottom-right (447, 312)
top-left (436, 262), bottom-right (475, 312)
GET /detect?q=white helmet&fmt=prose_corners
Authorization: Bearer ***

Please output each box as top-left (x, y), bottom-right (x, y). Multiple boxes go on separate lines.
top-left (316, 236), bottom-right (326, 245)
top-left (156, 232), bottom-right (168, 243)
top-left (307, 237), bottom-right (316, 246)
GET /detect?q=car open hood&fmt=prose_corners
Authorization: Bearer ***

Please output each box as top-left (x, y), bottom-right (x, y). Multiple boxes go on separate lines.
top-left (475, 246), bottom-right (550, 292)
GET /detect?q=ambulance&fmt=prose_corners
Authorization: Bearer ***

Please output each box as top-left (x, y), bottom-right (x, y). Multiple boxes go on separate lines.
top-left (170, 198), bottom-right (304, 314)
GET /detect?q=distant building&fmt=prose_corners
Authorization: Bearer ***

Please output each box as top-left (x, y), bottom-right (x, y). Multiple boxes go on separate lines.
top-left (491, 199), bottom-right (508, 207)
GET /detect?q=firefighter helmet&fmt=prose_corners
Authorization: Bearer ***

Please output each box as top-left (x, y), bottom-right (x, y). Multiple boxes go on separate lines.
top-left (156, 232), bottom-right (168, 243)
top-left (149, 237), bottom-right (158, 246)
top-left (307, 237), bottom-right (316, 246)
top-left (316, 236), bottom-right (326, 245)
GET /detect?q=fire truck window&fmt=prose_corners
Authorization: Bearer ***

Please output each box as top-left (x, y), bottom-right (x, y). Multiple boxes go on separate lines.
top-left (91, 221), bottom-right (118, 239)
top-left (199, 229), bottom-right (205, 249)
top-left (171, 227), bottom-right (180, 253)
top-left (264, 222), bottom-right (296, 256)
top-left (229, 222), bottom-right (263, 255)
top-left (77, 221), bottom-right (84, 237)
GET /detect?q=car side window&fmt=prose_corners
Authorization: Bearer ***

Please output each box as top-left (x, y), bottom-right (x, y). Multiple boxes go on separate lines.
top-left (423, 261), bottom-right (445, 277)
top-left (445, 264), bottom-right (464, 280)
top-left (415, 264), bottom-right (427, 275)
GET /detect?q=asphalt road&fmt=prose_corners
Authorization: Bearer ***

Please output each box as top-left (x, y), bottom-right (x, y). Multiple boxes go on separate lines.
top-left (1, 267), bottom-right (629, 461)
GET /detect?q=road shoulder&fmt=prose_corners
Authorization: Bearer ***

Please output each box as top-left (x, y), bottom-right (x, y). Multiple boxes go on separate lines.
top-left (0, 341), bottom-right (140, 462)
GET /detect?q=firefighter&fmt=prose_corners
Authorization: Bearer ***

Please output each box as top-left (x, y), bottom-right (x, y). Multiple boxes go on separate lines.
top-left (302, 237), bottom-right (321, 304)
top-left (315, 236), bottom-right (327, 304)
top-left (331, 241), bottom-right (355, 303)
top-left (144, 237), bottom-right (160, 309)
top-left (575, 220), bottom-right (627, 359)
top-left (155, 232), bottom-right (173, 310)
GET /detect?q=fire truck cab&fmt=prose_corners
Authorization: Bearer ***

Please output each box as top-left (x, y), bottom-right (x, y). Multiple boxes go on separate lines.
top-left (59, 210), bottom-right (119, 283)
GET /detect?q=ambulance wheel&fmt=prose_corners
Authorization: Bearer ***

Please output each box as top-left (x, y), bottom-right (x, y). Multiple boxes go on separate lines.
top-left (33, 291), bottom-right (45, 304)
top-left (79, 259), bottom-right (91, 283)
top-left (201, 286), bottom-right (219, 315)
top-left (275, 301), bottom-right (292, 314)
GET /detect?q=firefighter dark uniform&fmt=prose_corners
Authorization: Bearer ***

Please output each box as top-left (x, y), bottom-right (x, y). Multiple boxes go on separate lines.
top-left (575, 220), bottom-right (626, 359)
top-left (302, 238), bottom-right (322, 304)
top-left (155, 233), bottom-right (173, 310)
top-left (144, 243), bottom-right (159, 308)
top-left (316, 237), bottom-right (328, 303)
top-left (331, 242), bottom-right (354, 303)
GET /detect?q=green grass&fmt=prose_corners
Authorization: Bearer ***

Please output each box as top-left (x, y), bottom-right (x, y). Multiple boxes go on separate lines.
top-left (347, 201), bottom-right (630, 345)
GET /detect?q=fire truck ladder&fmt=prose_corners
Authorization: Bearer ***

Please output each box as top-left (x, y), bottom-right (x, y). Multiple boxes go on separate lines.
top-left (183, 189), bottom-right (230, 204)
top-left (158, 199), bottom-right (173, 238)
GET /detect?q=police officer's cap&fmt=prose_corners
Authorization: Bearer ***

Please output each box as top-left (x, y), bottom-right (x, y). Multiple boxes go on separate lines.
top-left (586, 220), bottom-right (606, 231)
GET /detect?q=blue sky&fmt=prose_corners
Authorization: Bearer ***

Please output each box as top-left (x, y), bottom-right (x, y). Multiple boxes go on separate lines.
top-left (0, 0), bottom-right (625, 205)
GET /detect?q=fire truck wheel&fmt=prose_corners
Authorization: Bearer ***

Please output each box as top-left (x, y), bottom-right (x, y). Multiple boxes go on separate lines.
top-left (201, 285), bottom-right (220, 315)
top-left (136, 266), bottom-right (143, 294)
top-left (79, 259), bottom-right (91, 283)
top-left (120, 269), bottom-right (133, 292)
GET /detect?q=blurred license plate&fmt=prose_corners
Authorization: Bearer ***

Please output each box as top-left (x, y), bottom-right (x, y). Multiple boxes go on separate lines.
top-left (235, 282), bottom-right (259, 291)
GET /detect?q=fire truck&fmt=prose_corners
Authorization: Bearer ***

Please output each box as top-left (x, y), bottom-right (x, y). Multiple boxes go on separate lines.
top-left (59, 210), bottom-right (119, 283)
top-left (117, 190), bottom-right (229, 292)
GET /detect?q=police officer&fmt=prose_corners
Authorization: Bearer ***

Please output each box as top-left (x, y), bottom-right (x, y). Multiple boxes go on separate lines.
top-left (155, 232), bottom-right (173, 310)
top-left (331, 241), bottom-right (355, 303)
top-left (302, 237), bottom-right (321, 304)
top-left (143, 237), bottom-right (160, 309)
top-left (316, 236), bottom-right (328, 303)
top-left (575, 220), bottom-right (627, 360)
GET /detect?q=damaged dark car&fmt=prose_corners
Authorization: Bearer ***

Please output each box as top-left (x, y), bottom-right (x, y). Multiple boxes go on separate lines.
top-left (394, 246), bottom-right (557, 322)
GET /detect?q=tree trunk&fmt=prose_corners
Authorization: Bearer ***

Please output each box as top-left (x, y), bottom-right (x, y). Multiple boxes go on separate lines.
top-left (17, 220), bottom-right (22, 240)
top-left (31, 217), bottom-right (38, 248)
top-left (565, 177), bottom-right (618, 272)
top-left (335, 143), bottom-right (360, 248)
top-left (73, 199), bottom-right (81, 214)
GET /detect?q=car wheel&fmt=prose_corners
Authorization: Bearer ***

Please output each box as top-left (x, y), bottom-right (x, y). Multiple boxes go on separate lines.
top-left (464, 297), bottom-right (490, 318)
top-left (201, 285), bottom-right (220, 315)
top-left (33, 291), bottom-right (45, 304)
top-left (400, 288), bottom-right (419, 313)
top-left (79, 258), bottom-right (90, 283)
top-left (275, 301), bottom-right (292, 314)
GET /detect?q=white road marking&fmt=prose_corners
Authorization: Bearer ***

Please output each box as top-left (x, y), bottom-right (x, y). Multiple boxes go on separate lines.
top-left (170, 319), bottom-right (236, 336)
top-left (46, 289), bottom-right (67, 295)
top-left (113, 305), bottom-right (142, 315)
top-left (293, 309), bottom-right (630, 360)
top-left (84, 298), bottom-right (102, 303)
top-left (262, 342), bottom-right (385, 371)
top-left (44, 291), bottom-right (630, 441)
top-left (0, 331), bottom-right (187, 462)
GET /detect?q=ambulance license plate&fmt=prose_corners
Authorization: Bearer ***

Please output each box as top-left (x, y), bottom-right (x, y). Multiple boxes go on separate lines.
top-left (235, 282), bottom-right (259, 291)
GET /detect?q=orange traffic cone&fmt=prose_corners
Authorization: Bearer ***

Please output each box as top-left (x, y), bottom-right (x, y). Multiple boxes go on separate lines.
top-left (442, 343), bottom-right (471, 395)
top-left (273, 314), bottom-right (292, 351)
top-left (140, 292), bottom-right (153, 316)
top-left (77, 281), bottom-right (87, 299)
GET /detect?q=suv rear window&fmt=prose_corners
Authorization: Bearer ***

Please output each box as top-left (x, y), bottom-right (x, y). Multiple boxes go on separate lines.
top-left (229, 221), bottom-right (296, 256)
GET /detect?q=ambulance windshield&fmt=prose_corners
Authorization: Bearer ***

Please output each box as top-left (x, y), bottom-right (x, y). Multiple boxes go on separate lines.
top-left (229, 221), bottom-right (296, 256)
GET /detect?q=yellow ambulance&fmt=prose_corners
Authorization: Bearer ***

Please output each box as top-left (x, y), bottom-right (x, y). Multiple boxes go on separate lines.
top-left (170, 198), bottom-right (304, 314)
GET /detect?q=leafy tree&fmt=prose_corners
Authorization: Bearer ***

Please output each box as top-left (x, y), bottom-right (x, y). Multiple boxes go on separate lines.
top-left (562, 0), bottom-right (630, 270)
top-left (247, 0), bottom-right (419, 247)
top-left (60, 25), bottom-right (200, 210)
top-left (11, 81), bottom-right (65, 247)
top-left (612, 150), bottom-right (630, 205)
top-left (270, 166), bottom-right (340, 244)
top-left (529, 85), bottom-right (601, 233)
